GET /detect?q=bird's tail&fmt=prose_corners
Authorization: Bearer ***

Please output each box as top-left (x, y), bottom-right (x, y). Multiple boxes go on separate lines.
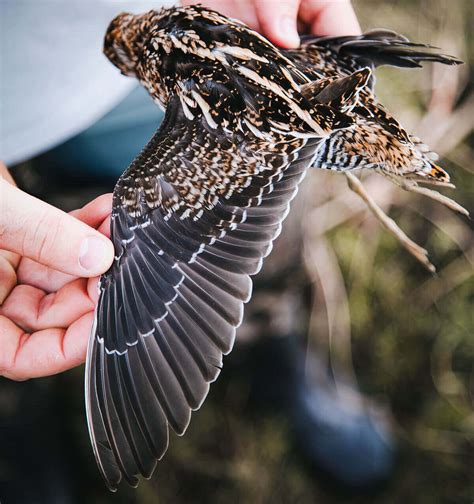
top-left (312, 118), bottom-right (450, 184)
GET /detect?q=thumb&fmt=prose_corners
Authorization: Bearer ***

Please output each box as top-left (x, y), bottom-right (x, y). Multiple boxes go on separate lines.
top-left (255, 0), bottom-right (301, 48)
top-left (0, 180), bottom-right (114, 277)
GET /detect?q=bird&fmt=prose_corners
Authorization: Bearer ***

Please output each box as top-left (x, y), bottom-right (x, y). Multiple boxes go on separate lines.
top-left (86, 5), bottom-right (464, 490)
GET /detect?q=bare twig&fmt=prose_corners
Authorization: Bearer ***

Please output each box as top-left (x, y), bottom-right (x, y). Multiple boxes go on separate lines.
top-left (303, 235), bottom-right (359, 391)
top-left (411, 250), bottom-right (474, 308)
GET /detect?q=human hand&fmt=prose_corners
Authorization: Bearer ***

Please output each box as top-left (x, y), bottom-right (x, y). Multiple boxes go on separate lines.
top-left (0, 165), bottom-right (114, 380)
top-left (181, 0), bottom-right (361, 48)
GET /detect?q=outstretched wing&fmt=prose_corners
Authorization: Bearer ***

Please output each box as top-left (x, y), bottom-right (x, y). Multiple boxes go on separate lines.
top-left (292, 30), bottom-right (462, 81)
top-left (85, 95), bottom-right (322, 490)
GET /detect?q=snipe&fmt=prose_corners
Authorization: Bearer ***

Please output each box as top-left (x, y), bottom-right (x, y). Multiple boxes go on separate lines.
top-left (87, 5), bottom-right (465, 490)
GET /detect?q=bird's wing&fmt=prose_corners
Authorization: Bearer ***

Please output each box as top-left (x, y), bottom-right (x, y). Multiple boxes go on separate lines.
top-left (298, 29), bottom-right (462, 78)
top-left (85, 95), bottom-right (322, 491)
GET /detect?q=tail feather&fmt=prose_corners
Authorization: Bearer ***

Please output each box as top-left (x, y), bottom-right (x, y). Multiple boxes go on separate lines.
top-left (312, 120), bottom-right (450, 184)
top-left (410, 161), bottom-right (450, 184)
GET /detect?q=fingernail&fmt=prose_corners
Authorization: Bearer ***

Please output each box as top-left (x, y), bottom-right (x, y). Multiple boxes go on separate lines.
top-left (79, 236), bottom-right (108, 273)
top-left (279, 16), bottom-right (299, 47)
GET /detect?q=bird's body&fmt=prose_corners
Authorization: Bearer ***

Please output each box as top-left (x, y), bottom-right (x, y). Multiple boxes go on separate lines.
top-left (87, 5), bottom-right (462, 490)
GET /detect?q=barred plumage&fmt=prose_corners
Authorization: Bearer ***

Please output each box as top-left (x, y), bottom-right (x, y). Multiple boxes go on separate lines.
top-left (86, 5), bottom-right (463, 490)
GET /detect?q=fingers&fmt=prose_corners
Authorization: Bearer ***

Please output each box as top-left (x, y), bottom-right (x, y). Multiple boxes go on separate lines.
top-left (0, 312), bottom-right (92, 380)
top-left (0, 163), bottom-right (21, 302)
top-left (181, 1), bottom-right (260, 30)
top-left (300, 0), bottom-right (361, 36)
top-left (16, 258), bottom-right (75, 293)
top-left (182, 0), bottom-right (360, 46)
top-left (0, 279), bottom-right (94, 332)
top-left (15, 194), bottom-right (113, 292)
top-left (0, 181), bottom-right (114, 278)
top-left (255, 0), bottom-right (301, 48)
top-left (0, 276), bottom-right (95, 380)
top-left (70, 193), bottom-right (113, 232)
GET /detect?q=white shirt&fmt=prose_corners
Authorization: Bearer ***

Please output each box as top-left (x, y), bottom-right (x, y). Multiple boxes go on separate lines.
top-left (0, 0), bottom-right (174, 165)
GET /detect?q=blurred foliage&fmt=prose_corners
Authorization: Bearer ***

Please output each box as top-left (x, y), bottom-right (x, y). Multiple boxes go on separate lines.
top-left (1, 0), bottom-right (473, 503)
top-left (312, 0), bottom-right (474, 501)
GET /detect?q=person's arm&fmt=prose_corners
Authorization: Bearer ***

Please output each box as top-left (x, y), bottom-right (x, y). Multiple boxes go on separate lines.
top-left (0, 162), bottom-right (114, 380)
top-left (181, 0), bottom-right (361, 48)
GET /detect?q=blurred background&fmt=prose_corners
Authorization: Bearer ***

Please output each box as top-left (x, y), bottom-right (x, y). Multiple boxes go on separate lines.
top-left (1, 0), bottom-right (472, 502)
